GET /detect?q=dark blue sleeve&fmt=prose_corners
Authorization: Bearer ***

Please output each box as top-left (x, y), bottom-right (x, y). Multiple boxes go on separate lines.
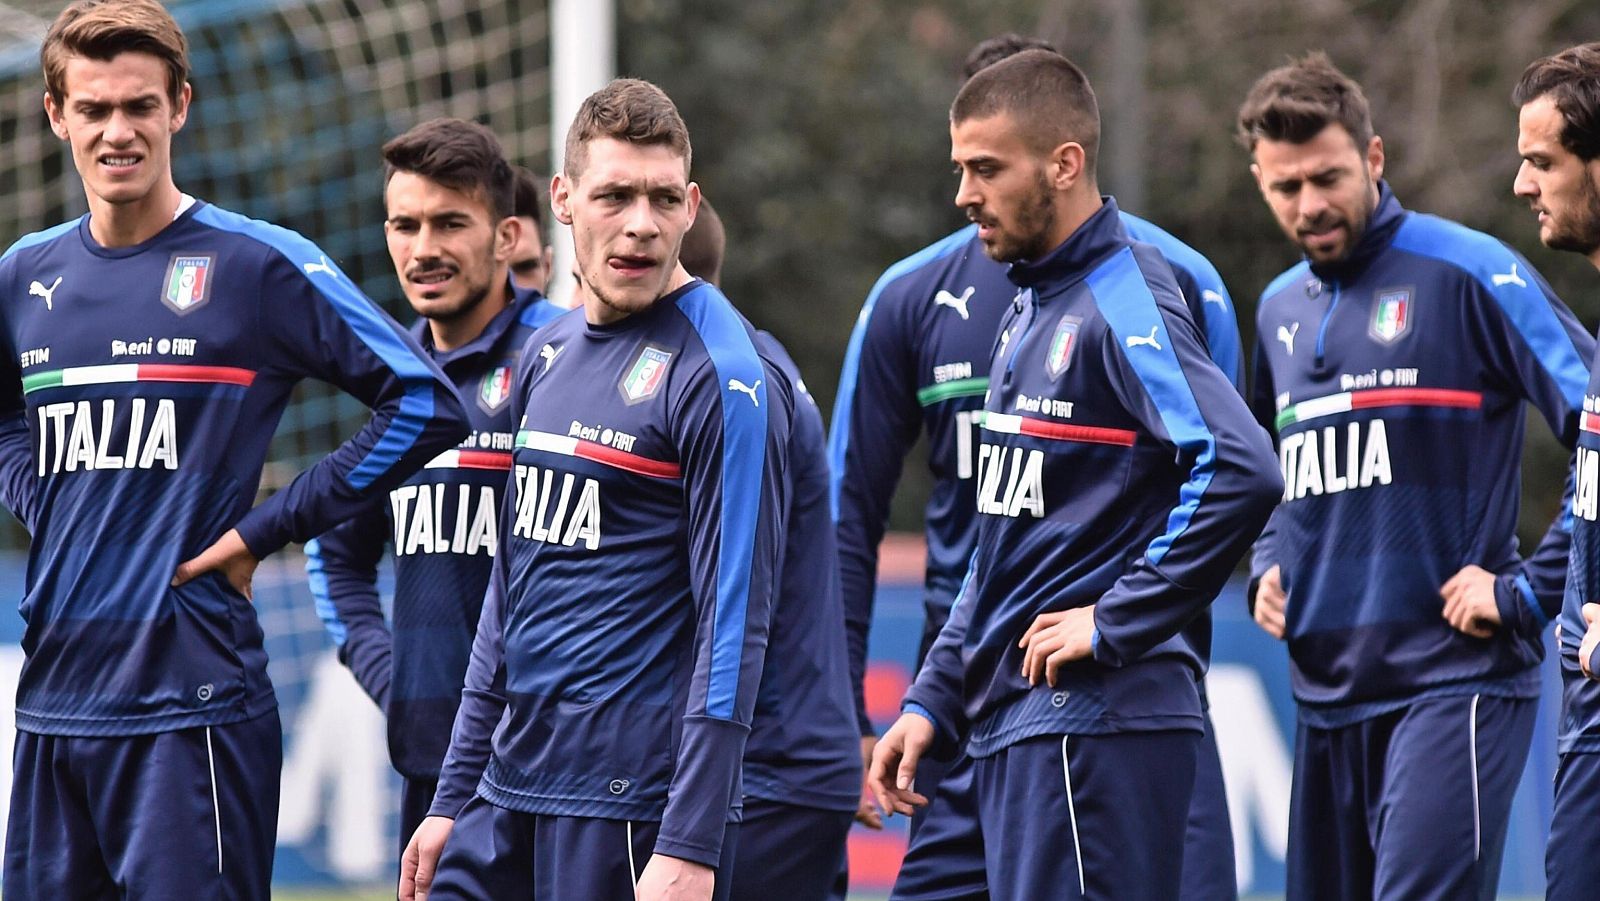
top-left (0, 267), bottom-right (37, 531)
top-left (655, 349), bottom-right (791, 868)
top-left (428, 524), bottom-right (509, 819)
top-left (1467, 258), bottom-right (1594, 637)
top-left (1172, 262), bottom-right (1245, 395)
top-left (305, 503), bottom-right (392, 709)
top-left (828, 280), bottom-right (922, 736)
top-left (1247, 333), bottom-right (1284, 607)
top-left (231, 248), bottom-right (469, 557)
top-left (1089, 262), bottom-right (1282, 665)
top-left (900, 556), bottom-right (975, 761)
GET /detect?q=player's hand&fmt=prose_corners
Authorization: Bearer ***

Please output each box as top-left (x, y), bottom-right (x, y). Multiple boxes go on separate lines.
top-left (1440, 564), bottom-right (1500, 639)
top-left (867, 712), bottom-right (933, 817)
top-left (1253, 565), bottom-right (1287, 640)
top-left (1580, 604), bottom-right (1600, 680)
top-left (1018, 605), bottom-right (1096, 687)
top-left (635, 853), bottom-right (715, 901)
top-left (854, 734), bottom-right (884, 829)
top-left (399, 815), bottom-right (454, 901)
top-left (171, 528), bottom-right (260, 601)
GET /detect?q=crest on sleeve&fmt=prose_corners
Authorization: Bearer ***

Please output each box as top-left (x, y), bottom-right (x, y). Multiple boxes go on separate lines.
top-left (1369, 288), bottom-right (1412, 344)
top-left (1045, 314), bottom-right (1082, 381)
top-left (620, 344), bottom-right (674, 404)
top-left (161, 253), bottom-right (215, 315)
top-left (479, 364), bottom-right (515, 413)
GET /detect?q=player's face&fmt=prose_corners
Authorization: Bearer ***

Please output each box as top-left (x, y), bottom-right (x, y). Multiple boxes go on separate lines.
top-left (555, 137), bottom-right (699, 322)
top-left (45, 52), bottom-right (189, 210)
top-left (509, 215), bottom-right (553, 293)
top-left (952, 113), bottom-right (1058, 263)
top-left (1515, 95), bottom-right (1600, 260)
top-left (1251, 124), bottom-right (1384, 265)
top-left (384, 171), bottom-right (516, 323)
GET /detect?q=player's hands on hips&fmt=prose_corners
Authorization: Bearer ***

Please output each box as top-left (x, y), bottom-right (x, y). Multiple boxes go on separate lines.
top-left (1018, 605), bottom-right (1096, 686)
top-left (171, 528), bottom-right (260, 601)
top-left (868, 712), bottom-right (933, 817)
top-left (854, 734), bottom-right (884, 829)
top-left (1580, 603), bottom-right (1600, 680)
top-left (1253, 565), bottom-right (1287, 639)
top-left (635, 854), bottom-right (715, 901)
top-left (399, 815), bottom-right (454, 901)
top-left (1440, 564), bottom-right (1501, 639)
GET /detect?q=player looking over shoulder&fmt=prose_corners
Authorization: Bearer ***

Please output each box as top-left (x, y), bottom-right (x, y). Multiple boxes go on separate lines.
top-left (0, 2), bottom-right (469, 898)
top-left (1507, 41), bottom-right (1600, 901)
top-left (306, 116), bottom-right (566, 869)
top-left (400, 78), bottom-right (794, 901)
top-left (1241, 53), bottom-right (1593, 901)
top-left (833, 33), bottom-right (1246, 901)
top-left (509, 164), bottom-right (556, 294)
top-left (869, 50), bottom-right (1279, 900)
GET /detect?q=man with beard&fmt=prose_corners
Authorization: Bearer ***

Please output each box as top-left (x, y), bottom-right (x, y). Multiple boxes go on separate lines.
top-left (306, 117), bottom-right (565, 871)
top-left (868, 50), bottom-right (1280, 900)
top-left (400, 79), bottom-right (793, 901)
top-left (1242, 53), bottom-right (1593, 900)
top-left (831, 34), bottom-right (1243, 899)
top-left (1509, 41), bottom-right (1600, 901)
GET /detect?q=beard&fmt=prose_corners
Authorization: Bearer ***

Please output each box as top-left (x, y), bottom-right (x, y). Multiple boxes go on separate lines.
top-left (1544, 168), bottom-right (1600, 256)
top-left (973, 169), bottom-right (1059, 264)
top-left (1296, 172), bottom-right (1375, 264)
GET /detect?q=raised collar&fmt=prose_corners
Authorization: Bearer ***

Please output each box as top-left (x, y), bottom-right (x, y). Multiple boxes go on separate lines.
top-left (1005, 197), bottom-right (1129, 299)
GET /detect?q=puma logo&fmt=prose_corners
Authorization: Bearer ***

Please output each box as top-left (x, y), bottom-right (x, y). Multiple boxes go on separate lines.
top-left (727, 378), bottom-right (761, 407)
top-left (933, 286), bottom-right (975, 320)
top-left (28, 276), bottom-right (62, 310)
top-left (1278, 322), bottom-right (1300, 355)
top-left (302, 255), bottom-right (338, 278)
top-left (1125, 327), bottom-right (1162, 351)
top-left (1201, 289), bottom-right (1227, 308)
top-left (1491, 263), bottom-right (1527, 288)
top-left (538, 343), bottom-right (562, 367)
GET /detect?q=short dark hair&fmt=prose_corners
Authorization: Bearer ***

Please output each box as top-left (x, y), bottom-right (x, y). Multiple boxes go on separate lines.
top-left (564, 78), bottom-right (691, 179)
top-left (513, 165), bottom-right (544, 234)
top-left (43, 0), bottom-right (189, 106)
top-left (382, 118), bottom-right (515, 221)
top-left (1513, 43), bottom-right (1600, 162)
top-left (950, 48), bottom-right (1100, 175)
top-left (1237, 52), bottom-right (1374, 152)
top-left (962, 33), bottom-right (1057, 80)
top-left (679, 198), bottom-right (725, 286)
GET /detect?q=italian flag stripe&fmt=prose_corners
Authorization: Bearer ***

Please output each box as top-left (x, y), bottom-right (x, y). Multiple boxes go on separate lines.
top-left (917, 377), bottom-right (989, 407)
top-left (1276, 387), bottom-right (1482, 431)
top-left (980, 412), bottom-right (1136, 447)
top-left (425, 449), bottom-right (513, 471)
top-left (1582, 411), bottom-right (1600, 435)
top-left (516, 429), bottom-right (682, 480)
top-left (22, 363), bottom-right (256, 395)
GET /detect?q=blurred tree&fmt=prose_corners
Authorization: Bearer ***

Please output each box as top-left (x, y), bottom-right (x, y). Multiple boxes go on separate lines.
top-left (618, 0), bottom-right (1600, 541)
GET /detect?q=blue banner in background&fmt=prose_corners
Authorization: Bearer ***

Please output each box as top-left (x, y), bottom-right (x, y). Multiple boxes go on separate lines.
top-left (0, 553), bottom-right (1561, 894)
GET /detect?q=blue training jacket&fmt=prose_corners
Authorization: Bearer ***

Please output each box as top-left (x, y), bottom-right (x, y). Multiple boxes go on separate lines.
top-left (306, 284), bottom-right (567, 779)
top-left (901, 200), bottom-right (1279, 759)
top-left (1251, 182), bottom-right (1592, 726)
top-left (743, 332), bottom-right (860, 813)
top-left (429, 280), bottom-right (793, 869)
top-left (829, 210), bottom-right (1242, 733)
top-left (0, 200), bottom-right (469, 736)
top-left (1560, 363), bottom-right (1600, 754)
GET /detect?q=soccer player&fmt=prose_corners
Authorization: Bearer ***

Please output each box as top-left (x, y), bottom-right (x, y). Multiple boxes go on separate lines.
top-left (0, 2), bottom-right (469, 898)
top-left (306, 117), bottom-right (566, 864)
top-left (1509, 41), bottom-right (1600, 901)
top-left (1241, 53), bottom-right (1592, 900)
top-left (677, 200), bottom-right (861, 901)
top-left (509, 164), bottom-right (555, 294)
top-left (400, 78), bottom-right (793, 901)
top-left (832, 33), bottom-right (1245, 899)
top-left (869, 50), bottom-right (1280, 900)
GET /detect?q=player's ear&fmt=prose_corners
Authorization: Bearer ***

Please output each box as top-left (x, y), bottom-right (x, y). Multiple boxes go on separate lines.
top-left (494, 215), bottom-right (520, 263)
top-left (551, 173), bottom-right (574, 226)
top-left (169, 82), bottom-right (192, 133)
top-left (43, 92), bottom-right (68, 141)
top-left (684, 182), bottom-right (701, 227)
